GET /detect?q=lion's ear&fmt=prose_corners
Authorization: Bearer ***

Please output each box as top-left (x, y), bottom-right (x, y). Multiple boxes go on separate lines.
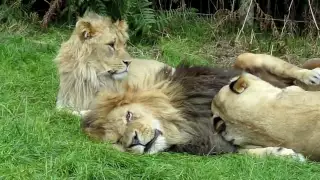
top-left (83, 10), bottom-right (100, 19)
top-left (213, 116), bottom-right (226, 133)
top-left (76, 20), bottom-right (96, 40)
top-left (229, 74), bottom-right (248, 94)
top-left (114, 19), bottom-right (128, 33)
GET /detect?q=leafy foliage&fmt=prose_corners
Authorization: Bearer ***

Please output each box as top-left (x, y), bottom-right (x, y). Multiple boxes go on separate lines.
top-left (0, 0), bottom-right (38, 24)
top-left (0, 0), bottom-right (171, 41)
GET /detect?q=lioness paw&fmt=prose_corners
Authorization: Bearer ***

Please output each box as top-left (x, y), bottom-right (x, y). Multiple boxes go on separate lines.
top-left (299, 68), bottom-right (320, 85)
top-left (268, 147), bottom-right (306, 162)
top-left (240, 147), bottom-right (306, 162)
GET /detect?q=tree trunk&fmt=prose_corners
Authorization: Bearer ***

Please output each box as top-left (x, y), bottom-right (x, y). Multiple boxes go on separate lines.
top-left (238, 0), bottom-right (255, 26)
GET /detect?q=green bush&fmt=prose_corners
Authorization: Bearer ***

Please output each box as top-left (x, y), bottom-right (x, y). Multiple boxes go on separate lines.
top-left (0, 0), bottom-right (171, 41)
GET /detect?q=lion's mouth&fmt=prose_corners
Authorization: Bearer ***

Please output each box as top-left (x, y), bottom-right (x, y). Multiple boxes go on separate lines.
top-left (108, 66), bottom-right (128, 75)
top-left (144, 129), bottom-right (163, 153)
top-left (127, 129), bottom-right (163, 153)
top-left (108, 66), bottom-right (129, 80)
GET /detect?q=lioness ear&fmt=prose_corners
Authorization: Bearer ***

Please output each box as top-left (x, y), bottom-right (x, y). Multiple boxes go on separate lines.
top-left (76, 20), bottom-right (96, 40)
top-left (229, 74), bottom-right (248, 94)
top-left (114, 19), bottom-right (128, 33)
top-left (213, 116), bottom-right (226, 133)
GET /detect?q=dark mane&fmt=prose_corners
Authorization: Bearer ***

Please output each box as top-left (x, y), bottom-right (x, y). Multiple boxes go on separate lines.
top-left (160, 63), bottom-right (241, 155)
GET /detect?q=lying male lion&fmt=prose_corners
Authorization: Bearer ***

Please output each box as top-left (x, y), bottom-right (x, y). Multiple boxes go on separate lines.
top-left (83, 64), bottom-right (240, 155)
top-left (211, 72), bottom-right (320, 161)
top-left (82, 53), bottom-right (320, 160)
top-left (54, 11), bottom-right (168, 115)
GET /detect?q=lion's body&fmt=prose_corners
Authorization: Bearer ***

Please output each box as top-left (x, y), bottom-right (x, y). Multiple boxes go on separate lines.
top-left (83, 64), bottom-right (240, 155)
top-left (212, 73), bottom-right (320, 161)
top-left (54, 12), bottom-right (168, 113)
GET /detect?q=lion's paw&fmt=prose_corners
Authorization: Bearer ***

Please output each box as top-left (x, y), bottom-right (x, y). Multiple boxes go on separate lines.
top-left (70, 109), bottom-right (91, 118)
top-left (266, 147), bottom-right (306, 162)
top-left (299, 68), bottom-right (320, 85)
top-left (79, 110), bottom-right (91, 117)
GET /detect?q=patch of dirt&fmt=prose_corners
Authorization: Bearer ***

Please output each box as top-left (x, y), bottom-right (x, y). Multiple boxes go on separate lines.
top-left (200, 40), bottom-right (247, 67)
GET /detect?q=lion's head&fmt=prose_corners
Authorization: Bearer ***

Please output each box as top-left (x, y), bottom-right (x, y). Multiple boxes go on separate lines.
top-left (55, 11), bottom-right (131, 77)
top-left (83, 65), bottom-right (239, 155)
top-left (82, 73), bottom-right (189, 152)
top-left (55, 11), bottom-right (134, 111)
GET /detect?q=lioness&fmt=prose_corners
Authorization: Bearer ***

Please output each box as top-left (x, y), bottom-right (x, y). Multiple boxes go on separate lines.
top-left (234, 53), bottom-right (320, 88)
top-left (211, 72), bottom-right (320, 161)
top-left (82, 53), bottom-right (320, 161)
top-left (54, 11), bottom-right (168, 115)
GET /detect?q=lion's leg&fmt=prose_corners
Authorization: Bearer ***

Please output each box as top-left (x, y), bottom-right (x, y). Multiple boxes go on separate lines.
top-left (56, 108), bottom-right (91, 118)
top-left (238, 147), bottom-right (306, 162)
top-left (79, 109), bottom-right (92, 117)
top-left (234, 53), bottom-right (320, 86)
top-left (55, 87), bottom-right (93, 117)
top-left (56, 88), bottom-right (65, 110)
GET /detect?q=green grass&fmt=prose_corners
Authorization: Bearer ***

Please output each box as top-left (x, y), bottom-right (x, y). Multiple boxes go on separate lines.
top-left (1, 20), bottom-right (320, 179)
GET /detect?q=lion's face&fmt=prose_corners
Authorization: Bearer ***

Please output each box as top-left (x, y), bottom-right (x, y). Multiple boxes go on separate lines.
top-left (83, 86), bottom-right (188, 154)
top-left (104, 103), bottom-right (158, 143)
top-left (84, 102), bottom-right (169, 153)
top-left (74, 11), bottom-right (132, 80)
top-left (120, 116), bottom-right (168, 154)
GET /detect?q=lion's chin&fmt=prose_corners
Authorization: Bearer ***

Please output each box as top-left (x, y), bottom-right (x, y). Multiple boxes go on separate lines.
top-left (111, 70), bottom-right (128, 80)
top-left (109, 65), bottom-right (129, 80)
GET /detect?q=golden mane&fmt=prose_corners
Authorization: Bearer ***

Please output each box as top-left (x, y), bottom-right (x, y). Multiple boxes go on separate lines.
top-left (54, 11), bottom-right (131, 113)
top-left (83, 64), bottom-right (239, 154)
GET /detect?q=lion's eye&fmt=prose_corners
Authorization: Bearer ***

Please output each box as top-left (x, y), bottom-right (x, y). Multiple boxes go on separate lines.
top-left (126, 111), bottom-right (133, 122)
top-left (106, 41), bottom-right (115, 49)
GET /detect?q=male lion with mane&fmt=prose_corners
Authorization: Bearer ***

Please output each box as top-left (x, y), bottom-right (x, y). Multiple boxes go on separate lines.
top-left (83, 64), bottom-right (239, 155)
top-left (54, 11), bottom-right (168, 115)
top-left (82, 53), bottom-right (320, 160)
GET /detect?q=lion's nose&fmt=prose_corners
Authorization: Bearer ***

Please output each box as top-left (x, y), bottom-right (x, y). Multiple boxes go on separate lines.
top-left (123, 60), bottom-right (131, 66)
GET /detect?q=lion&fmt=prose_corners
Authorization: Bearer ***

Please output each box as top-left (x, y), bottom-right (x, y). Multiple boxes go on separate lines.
top-left (82, 64), bottom-right (240, 155)
top-left (54, 11), bottom-right (168, 115)
top-left (82, 54), bottom-right (320, 160)
top-left (211, 72), bottom-right (320, 161)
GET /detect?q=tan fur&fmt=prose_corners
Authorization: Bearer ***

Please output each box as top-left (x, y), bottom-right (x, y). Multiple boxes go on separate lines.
top-left (82, 52), bottom-right (320, 159)
top-left (302, 58), bottom-right (320, 70)
top-left (234, 53), bottom-right (320, 88)
top-left (54, 11), bottom-right (168, 113)
top-left (82, 65), bottom-right (239, 155)
top-left (212, 73), bottom-right (320, 161)
top-left (82, 71), bottom-right (191, 147)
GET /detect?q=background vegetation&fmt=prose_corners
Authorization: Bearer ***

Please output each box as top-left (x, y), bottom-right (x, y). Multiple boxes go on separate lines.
top-left (1, 0), bottom-right (320, 179)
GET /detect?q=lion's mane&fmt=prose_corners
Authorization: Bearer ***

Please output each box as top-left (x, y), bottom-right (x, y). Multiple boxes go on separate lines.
top-left (54, 12), bottom-right (130, 112)
top-left (83, 63), bottom-right (240, 155)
